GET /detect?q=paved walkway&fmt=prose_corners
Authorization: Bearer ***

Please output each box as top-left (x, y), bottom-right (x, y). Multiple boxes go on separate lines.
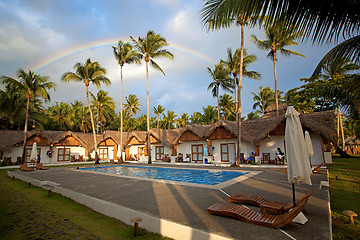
top-left (8, 163), bottom-right (331, 240)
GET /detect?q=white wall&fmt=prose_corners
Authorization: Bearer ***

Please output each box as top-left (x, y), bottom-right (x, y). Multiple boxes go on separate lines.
top-left (308, 134), bottom-right (324, 166)
top-left (150, 143), bottom-right (173, 161)
top-left (2, 146), bottom-right (52, 164)
top-left (177, 141), bottom-right (206, 162)
top-left (52, 146), bottom-right (86, 162)
top-left (210, 140), bottom-right (254, 163)
top-left (128, 144), bottom-right (145, 159)
top-left (259, 135), bottom-right (285, 160)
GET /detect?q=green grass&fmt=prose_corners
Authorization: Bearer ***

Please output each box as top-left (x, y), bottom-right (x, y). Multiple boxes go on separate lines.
top-left (328, 156), bottom-right (360, 240)
top-left (0, 168), bottom-right (171, 240)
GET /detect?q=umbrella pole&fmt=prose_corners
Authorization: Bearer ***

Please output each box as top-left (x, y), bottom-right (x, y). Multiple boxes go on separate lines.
top-left (309, 157), bottom-right (312, 168)
top-left (292, 183), bottom-right (296, 207)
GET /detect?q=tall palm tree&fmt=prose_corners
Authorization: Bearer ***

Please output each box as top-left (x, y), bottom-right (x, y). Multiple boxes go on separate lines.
top-left (62, 58), bottom-right (110, 164)
top-left (90, 90), bottom-right (115, 134)
top-left (131, 30), bottom-right (174, 164)
top-left (202, 105), bottom-right (218, 124)
top-left (48, 102), bottom-right (72, 130)
top-left (1, 69), bottom-right (55, 161)
top-left (190, 112), bottom-right (202, 124)
top-left (163, 110), bottom-right (178, 129)
top-left (176, 113), bottom-right (190, 128)
top-left (251, 86), bottom-right (275, 116)
top-left (207, 62), bottom-right (233, 121)
top-left (113, 40), bottom-right (141, 160)
top-left (124, 94), bottom-right (141, 117)
top-left (153, 105), bottom-right (165, 129)
top-left (251, 20), bottom-right (305, 115)
top-left (247, 111), bottom-right (260, 120)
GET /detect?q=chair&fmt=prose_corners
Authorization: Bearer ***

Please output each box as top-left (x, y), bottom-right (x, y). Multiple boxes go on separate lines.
top-left (240, 153), bottom-right (245, 163)
top-left (110, 159), bottom-right (119, 164)
top-left (20, 164), bottom-right (34, 171)
top-left (312, 162), bottom-right (324, 173)
top-left (71, 155), bottom-right (76, 162)
top-left (275, 155), bottom-right (285, 165)
top-left (4, 157), bottom-right (12, 165)
top-left (261, 153), bottom-right (274, 164)
top-left (36, 163), bottom-right (49, 170)
top-left (78, 155), bottom-right (84, 162)
top-left (228, 190), bottom-right (314, 214)
top-left (207, 199), bottom-right (308, 228)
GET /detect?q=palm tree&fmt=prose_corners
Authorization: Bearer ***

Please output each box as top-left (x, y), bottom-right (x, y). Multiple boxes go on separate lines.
top-left (251, 20), bottom-right (305, 115)
top-left (163, 110), bottom-right (178, 129)
top-left (124, 94), bottom-right (141, 117)
top-left (201, 0), bottom-right (359, 71)
top-left (131, 30), bottom-right (174, 164)
top-left (246, 111), bottom-right (260, 120)
top-left (219, 94), bottom-right (235, 120)
top-left (113, 40), bottom-right (141, 160)
top-left (62, 58), bottom-right (110, 164)
top-left (285, 88), bottom-right (316, 113)
top-left (176, 113), bottom-right (190, 128)
top-left (48, 102), bottom-right (72, 130)
top-left (90, 90), bottom-right (116, 134)
top-left (153, 105), bottom-right (165, 129)
top-left (190, 112), bottom-right (202, 124)
top-left (207, 62), bottom-right (233, 121)
top-left (251, 86), bottom-right (275, 116)
top-left (1, 69), bottom-right (55, 161)
top-left (202, 105), bottom-right (218, 124)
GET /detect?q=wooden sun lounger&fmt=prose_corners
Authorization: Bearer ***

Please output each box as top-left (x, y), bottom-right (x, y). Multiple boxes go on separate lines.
top-left (36, 163), bottom-right (49, 170)
top-left (20, 164), bottom-right (34, 171)
top-left (312, 162), bottom-right (324, 173)
top-left (228, 190), bottom-right (314, 214)
top-left (110, 159), bottom-right (119, 164)
top-left (207, 200), bottom-right (308, 228)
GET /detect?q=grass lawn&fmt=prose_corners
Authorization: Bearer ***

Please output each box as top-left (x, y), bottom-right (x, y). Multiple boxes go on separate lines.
top-left (328, 156), bottom-right (360, 240)
top-left (0, 168), bottom-right (172, 240)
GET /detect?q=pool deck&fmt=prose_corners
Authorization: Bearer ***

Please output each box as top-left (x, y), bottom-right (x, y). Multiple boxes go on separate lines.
top-left (7, 163), bottom-right (331, 240)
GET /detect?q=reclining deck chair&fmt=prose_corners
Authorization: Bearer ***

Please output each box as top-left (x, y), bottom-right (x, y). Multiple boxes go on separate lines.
top-left (20, 164), bottom-right (34, 171)
top-left (36, 163), bottom-right (49, 170)
top-left (228, 190), bottom-right (314, 214)
top-left (207, 200), bottom-right (308, 228)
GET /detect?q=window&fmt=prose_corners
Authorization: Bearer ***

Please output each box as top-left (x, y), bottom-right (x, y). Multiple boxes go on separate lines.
top-left (138, 147), bottom-right (145, 156)
top-left (58, 148), bottom-right (70, 161)
top-left (155, 146), bottom-right (164, 160)
top-left (99, 148), bottom-right (108, 160)
top-left (25, 148), bottom-right (41, 162)
top-left (221, 144), bottom-right (229, 162)
top-left (191, 144), bottom-right (203, 162)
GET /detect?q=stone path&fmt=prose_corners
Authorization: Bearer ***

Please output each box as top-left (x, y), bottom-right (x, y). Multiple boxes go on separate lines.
top-left (0, 183), bottom-right (100, 240)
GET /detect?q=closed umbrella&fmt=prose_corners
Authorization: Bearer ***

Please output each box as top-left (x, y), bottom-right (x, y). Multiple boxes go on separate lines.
top-left (305, 131), bottom-right (314, 167)
top-left (30, 142), bottom-right (37, 167)
top-left (285, 106), bottom-right (312, 207)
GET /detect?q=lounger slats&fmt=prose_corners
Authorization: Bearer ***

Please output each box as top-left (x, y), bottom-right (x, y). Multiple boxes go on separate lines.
top-left (207, 200), bottom-right (308, 228)
top-left (228, 190), bottom-right (314, 214)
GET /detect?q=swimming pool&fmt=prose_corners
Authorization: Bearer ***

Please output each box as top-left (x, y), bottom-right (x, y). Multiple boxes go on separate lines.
top-left (79, 165), bottom-right (252, 188)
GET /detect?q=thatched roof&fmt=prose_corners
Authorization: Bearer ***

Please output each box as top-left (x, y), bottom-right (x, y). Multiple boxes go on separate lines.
top-left (345, 136), bottom-right (360, 145)
top-left (0, 130), bottom-right (24, 152)
top-left (243, 116), bottom-right (285, 144)
top-left (150, 128), bottom-right (183, 147)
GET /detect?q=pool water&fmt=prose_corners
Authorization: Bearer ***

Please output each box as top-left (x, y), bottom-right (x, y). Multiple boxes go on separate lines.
top-left (80, 165), bottom-right (249, 185)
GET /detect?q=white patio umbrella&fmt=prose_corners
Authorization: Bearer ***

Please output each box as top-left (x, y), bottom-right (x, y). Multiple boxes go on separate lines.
top-left (305, 131), bottom-right (315, 167)
top-left (285, 106), bottom-right (312, 207)
top-left (30, 142), bottom-right (37, 166)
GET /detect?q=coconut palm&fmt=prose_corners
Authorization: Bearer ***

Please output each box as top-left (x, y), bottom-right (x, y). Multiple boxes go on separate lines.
top-left (90, 90), bottom-right (116, 134)
top-left (190, 112), bottom-right (202, 124)
top-left (62, 58), bottom-right (110, 164)
top-left (153, 105), bottom-right (165, 129)
top-left (113, 40), bottom-right (141, 160)
top-left (163, 110), bottom-right (178, 129)
top-left (251, 20), bottom-right (305, 115)
top-left (219, 94), bottom-right (235, 120)
top-left (0, 85), bottom-right (27, 129)
top-left (131, 30), bottom-right (174, 164)
top-left (202, 105), bottom-right (218, 124)
top-left (48, 102), bottom-right (72, 131)
top-left (247, 112), bottom-right (260, 120)
top-left (285, 87), bottom-right (316, 114)
top-left (124, 94), bottom-right (141, 117)
top-left (251, 86), bottom-right (275, 116)
top-left (176, 113), bottom-right (190, 128)
top-left (207, 62), bottom-right (233, 121)
top-left (1, 69), bottom-right (55, 161)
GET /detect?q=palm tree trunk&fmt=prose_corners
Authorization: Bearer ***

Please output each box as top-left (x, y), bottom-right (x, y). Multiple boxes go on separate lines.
top-left (236, 23), bottom-right (245, 166)
top-left (217, 88), bottom-right (220, 121)
top-left (338, 107), bottom-right (345, 149)
top-left (86, 84), bottom-right (98, 164)
top-left (157, 114), bottom-right (160, 129)
top-left (120, 65), bottom-right (124, 160)
top-left (96, 107), bottom-right (100, 134)
top-left (234, 74), bottom-right (238, 117)
top-left (273, 52), bottom-right (279, 116)
top-left (146, 61), bottom-right (151, 164)
top-left (21, 95), bottom-right (30, 163)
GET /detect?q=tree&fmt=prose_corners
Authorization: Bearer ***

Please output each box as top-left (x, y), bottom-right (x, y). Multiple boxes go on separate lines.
top-left (62, 58), bottom-right (110, 164)
top-left (251, 19), bottom-right (305, 116)
top-left (1, 69), bottom-right (55, 162)
top-left (163, 110), bottom-right (178, 129)
top-left (219, 94), bottom-right (235, 120)
top-left (124, 94), bottom-right (141, 117)
top-left (90, 90), bottom-right (115, 134)
top-left (190, 112), bottom-right (202, 124)
top-left (131, 30), bottom-right (174, 164)
top-left (251, 86), bottom-right (275, 115)
top-left (113, 40), bottom-right (141, 160)
top-left (246, 111), bottom-right (260, 120)
top-left (207, 62), bottom-right (233, 121)
top-left (284, 87), bottom-right (315, 113)
top-left (176, 113), bottom-right (190, 128)
top-left (202, 105), bottom-right (218, 124)
top-left (48, 102), bottom-right (72, 130)
top-left (153, 105), bottom-right (165, 129)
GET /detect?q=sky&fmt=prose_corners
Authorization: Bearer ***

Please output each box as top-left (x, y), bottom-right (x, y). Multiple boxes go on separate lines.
top-left (0, 0), bottom-right (339, 118)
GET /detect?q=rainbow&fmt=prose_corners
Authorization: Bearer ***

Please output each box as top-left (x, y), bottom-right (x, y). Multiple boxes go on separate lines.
top-left (30, 37), bottom-right (217, 72)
